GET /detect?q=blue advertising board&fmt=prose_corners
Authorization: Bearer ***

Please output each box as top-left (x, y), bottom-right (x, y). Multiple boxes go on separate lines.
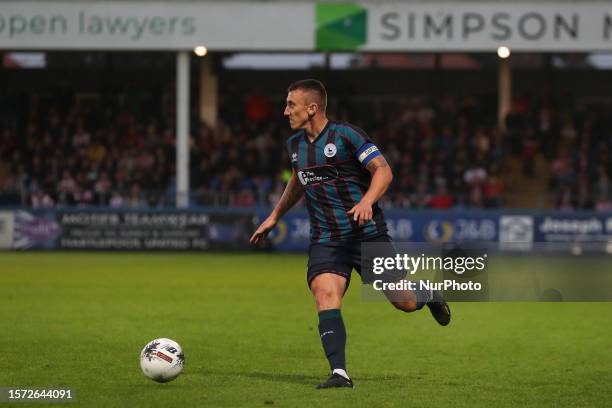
top-left (258, 210), bottom-right (612, 252)
top-left (0, 208), bottom-right (611, 253)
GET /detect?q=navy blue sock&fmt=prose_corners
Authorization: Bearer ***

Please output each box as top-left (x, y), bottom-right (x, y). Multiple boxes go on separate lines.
top-left (318, 309), bottom-right (346, 371)
top-left (414, 285), bottom-right (433, 310)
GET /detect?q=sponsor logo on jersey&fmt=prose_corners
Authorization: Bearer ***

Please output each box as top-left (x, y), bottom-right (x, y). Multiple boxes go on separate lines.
top-left (297, 165), bottom-right (338, 186)
top-left (298, 170), bottom-right (326, 186)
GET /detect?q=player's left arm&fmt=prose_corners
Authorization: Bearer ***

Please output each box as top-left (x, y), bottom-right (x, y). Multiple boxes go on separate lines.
top-left (347, 155), bottom-right (393, 226)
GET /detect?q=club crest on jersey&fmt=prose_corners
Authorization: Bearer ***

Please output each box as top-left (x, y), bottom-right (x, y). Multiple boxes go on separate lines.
top-left (291, 153), bottom-right (298, 162)
top-left (324, 143), bottom-right (337, 158)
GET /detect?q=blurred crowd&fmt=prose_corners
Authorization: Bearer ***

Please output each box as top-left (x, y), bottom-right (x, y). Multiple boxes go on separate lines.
top-left (0, 90), bottom-right (610, 211)
top-left (551, 111), bottom-right (611, 212)
top-left (505, 95), bottom-right (612, 211)
top-left (340, 95), bottom-right (505, 210)
top-left (0, 92), bottom-right (503, 210)
top-left (195, 91), bottom-right (506, 210)
top-left (0, 97), bottom-right (176, 208)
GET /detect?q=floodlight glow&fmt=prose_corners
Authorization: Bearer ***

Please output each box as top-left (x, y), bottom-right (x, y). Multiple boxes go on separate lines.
top-left (497, 46), bottom-right (511, 59)
top-left (194, 46), bottom-right (208, 57)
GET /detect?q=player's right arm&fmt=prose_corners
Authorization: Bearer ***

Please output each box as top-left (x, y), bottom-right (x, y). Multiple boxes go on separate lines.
top-left (249, 169), bottom-right (303, 245)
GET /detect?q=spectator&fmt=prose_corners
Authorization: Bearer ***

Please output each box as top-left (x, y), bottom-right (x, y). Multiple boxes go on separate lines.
top-left (234, 188), bottom-right (257, 207)
top-left (72, 121), bottom-right (91, 148)
top-left (126, 183), bottom-right (145, 207)
top-left (245, 89), bottom-right (272, 124)
top-left (109, 191), bottom-right (124, 208)
top-left (558, 187), bottom-right (575, 211)
top-left (463, 163), bottom-right (487, 207)
top-left (428, 184), bottom-right (453, 209)
top-left (483, 166), bottom-right (504, 208)
top-left (31, 190), bottom-right (54, 208)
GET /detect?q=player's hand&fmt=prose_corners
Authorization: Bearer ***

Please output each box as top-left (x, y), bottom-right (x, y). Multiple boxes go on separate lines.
top-left (250, 215), bottom-right (278, 245)
top-left (347, 200), bottom-right (373, 227)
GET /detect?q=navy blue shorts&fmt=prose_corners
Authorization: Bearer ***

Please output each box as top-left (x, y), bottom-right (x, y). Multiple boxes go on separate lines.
top-left (307, 234), bottom-right (403, 288)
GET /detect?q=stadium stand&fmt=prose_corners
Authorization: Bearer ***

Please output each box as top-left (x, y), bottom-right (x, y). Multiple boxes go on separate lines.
top-left (0, 91), bottom-right (610, 210)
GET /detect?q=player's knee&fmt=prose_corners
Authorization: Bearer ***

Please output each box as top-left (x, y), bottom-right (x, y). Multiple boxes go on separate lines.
top-left (315, 288), bottom-right (342, 310)
top-left (392, 300), bottom-right (417, 313)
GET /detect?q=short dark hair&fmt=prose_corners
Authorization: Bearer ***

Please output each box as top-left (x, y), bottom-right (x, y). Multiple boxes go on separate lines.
top-left (287, 79), bottom-right (327, 112)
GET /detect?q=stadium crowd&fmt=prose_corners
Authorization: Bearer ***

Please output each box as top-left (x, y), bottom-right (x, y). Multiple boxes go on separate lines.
top-left (0, 91), bottom-right (610, 211)
top-left (551, 109), bottom-right (612, 212)
top-left (505, 95), bottom-right (612, 211)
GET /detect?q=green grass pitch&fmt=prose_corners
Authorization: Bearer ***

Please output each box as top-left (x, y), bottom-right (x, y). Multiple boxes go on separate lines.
top-left (1, 253), bottom-right (611, 407)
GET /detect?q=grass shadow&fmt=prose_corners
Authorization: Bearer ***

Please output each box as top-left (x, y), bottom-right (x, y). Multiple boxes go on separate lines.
top-left (191, 368), bottom-right (403, 386)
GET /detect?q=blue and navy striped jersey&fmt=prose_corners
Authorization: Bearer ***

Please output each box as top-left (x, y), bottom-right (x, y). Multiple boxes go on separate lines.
top-left (286, 120), bottom-right (388, 243)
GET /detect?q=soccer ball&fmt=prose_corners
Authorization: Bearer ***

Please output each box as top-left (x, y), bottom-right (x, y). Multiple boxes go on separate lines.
top-left (140, 338), bottom-right (185, 383)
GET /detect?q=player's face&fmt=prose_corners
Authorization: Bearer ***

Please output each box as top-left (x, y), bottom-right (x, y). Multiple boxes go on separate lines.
top-left (284, 90), bottom-right (316, 130)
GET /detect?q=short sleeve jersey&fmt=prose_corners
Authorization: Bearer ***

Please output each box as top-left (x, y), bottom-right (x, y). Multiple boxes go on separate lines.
top-left (286, 120), bottom-right (388, 243)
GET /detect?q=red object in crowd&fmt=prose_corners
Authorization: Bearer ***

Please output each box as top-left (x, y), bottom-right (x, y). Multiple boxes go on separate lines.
top-left (429, 194), bottom-right (453, 209)
top-left (245, 92), bottom-right (271, 122)
top-left (484, 177), bottom-right (504, 198)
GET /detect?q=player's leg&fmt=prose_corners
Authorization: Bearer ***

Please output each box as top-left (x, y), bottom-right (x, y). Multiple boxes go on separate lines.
top-left (307, 242), bottom-right (354, 389)
top-left (384, 276), bottom-right (452, 326)
top-left (309, 273), bottom-right (353, 389)
top-left (384, 286), bottom-right (418, 312)
top-left (356, 234), bottom-right (451, 325)
top-left (311, 272), bottom-right (346, 311)
top-left (384, 284), bottom-right (451, 326)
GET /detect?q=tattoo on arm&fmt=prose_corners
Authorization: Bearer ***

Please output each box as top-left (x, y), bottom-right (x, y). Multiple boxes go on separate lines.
top-left (362, 155), bottom-right (392, 204)
top-left (366, 155), bottom-right (389, 173)
top-left (275, 173), bottom-right (303, 216)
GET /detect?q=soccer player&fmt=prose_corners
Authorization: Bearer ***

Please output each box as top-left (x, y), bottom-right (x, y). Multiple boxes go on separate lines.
top-left (250, 79), bottom-right (451, 389)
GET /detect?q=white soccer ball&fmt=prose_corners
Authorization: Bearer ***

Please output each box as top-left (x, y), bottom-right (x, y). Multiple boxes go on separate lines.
top-left (140, 338), bottom-right (185, 383)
